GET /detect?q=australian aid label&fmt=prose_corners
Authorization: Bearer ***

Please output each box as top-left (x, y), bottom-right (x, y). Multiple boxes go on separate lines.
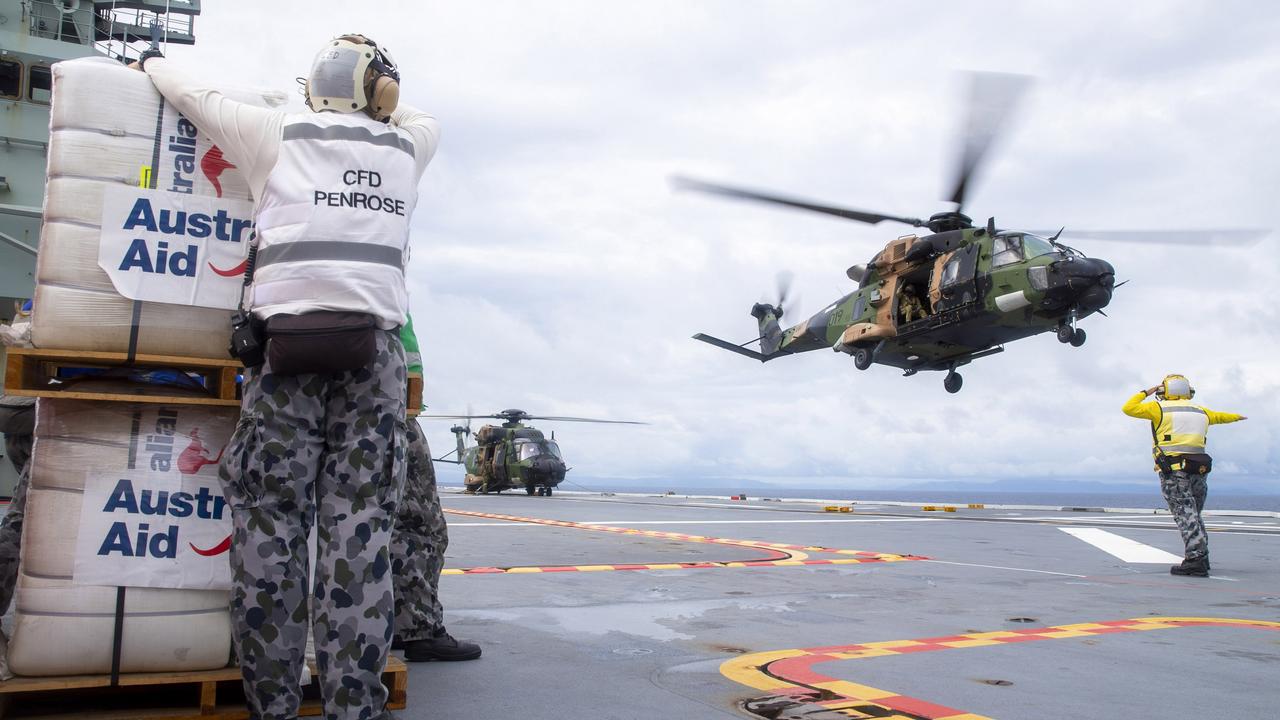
top-left (72, 407), bottom-right (234, 590)
top-left (97, 186), bottom-right (255, 310)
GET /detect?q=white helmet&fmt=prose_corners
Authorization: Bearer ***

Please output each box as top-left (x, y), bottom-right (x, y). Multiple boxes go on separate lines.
top-left (1158, 374), bottom-right (1195, 400)
top-left (304, 34), bottom-right (400, 121)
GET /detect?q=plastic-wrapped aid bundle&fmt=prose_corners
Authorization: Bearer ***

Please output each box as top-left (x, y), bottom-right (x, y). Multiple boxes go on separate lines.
top-left (7, 396), bottom-right (238, 676)
top-left (33, 57), bottom-right (284, 358)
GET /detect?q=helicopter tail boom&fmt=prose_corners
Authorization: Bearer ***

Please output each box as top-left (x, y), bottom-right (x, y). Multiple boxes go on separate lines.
top-left (692, 333), bottom-right (774, 362)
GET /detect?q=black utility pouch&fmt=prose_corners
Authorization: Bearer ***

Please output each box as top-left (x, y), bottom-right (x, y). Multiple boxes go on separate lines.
top-left (1178, 453), bottom-right (1213, 475)
top-left (265, 311), bottom-right (377, 376)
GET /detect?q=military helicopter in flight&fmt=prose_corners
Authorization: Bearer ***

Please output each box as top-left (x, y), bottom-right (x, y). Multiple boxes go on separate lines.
top-left (677, 73), bottom-right (1265, 393)
top-left (422, 409), bottom-right (646, 496)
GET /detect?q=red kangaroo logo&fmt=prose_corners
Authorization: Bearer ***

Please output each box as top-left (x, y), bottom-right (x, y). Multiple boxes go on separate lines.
top-left (202, 145), bottom-right (252, 278)
top-left (200, 145), bottom-right (235, 198)
top-left (191, 535), bottom-right (231, 557)
top-left (177, 428), bottom-right (226, 475)
top-left (183, 428), bottom-right (233, 556)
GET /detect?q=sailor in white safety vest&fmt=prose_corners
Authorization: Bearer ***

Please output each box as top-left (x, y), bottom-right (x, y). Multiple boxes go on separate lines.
top-left (140, 34), bottom-right (438, 720)
top-left (1122, 375), bottom-right (1246, 577)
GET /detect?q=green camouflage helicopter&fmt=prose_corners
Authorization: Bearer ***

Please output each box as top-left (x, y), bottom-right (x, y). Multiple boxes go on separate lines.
top-left (679, 74), bottom-right (1263, 393)
top-left (422, 409), bottom-right (645, 495)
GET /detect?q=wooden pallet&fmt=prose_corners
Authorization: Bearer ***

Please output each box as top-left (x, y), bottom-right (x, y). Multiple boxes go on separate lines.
top-left (4, 347), bottom-right (424, 415)
top-left (3, 347), bottom-right (241, 408)
top-left (0, 657), bottom-right (408, 719)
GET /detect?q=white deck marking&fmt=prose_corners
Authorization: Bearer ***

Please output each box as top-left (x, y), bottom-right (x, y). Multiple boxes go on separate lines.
top-left (921, 559), bottom-right (1087, 578)
top-left (1059, 527), bottom-right (1183, 563)
top-left (449, 518), bottom-right (940, 527)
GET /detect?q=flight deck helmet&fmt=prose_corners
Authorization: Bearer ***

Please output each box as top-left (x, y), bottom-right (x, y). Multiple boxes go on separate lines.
top-left (303, 34), bottom-right (400, 121)
top-left (1157, 374), bottom-right (1195, 400)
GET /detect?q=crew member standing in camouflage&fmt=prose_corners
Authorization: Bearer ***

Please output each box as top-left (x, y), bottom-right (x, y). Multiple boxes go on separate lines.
top-left (1122, 374), bottom-right (1245, 577)
top-left (390, 318), bottom-right (481, 661)
top-left (140, 35), bottom-right (439, 720)
top-left (0, 395), bottom-right (35, 619)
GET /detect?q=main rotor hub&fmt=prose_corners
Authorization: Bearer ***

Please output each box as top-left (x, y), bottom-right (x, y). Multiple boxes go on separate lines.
top-left (498, 409), bottom-right (531, 422)
top-left (925, 211), bottom-right (974, 234)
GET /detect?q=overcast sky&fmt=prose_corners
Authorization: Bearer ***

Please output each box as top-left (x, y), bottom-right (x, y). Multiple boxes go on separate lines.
top-left (162, 1), bottom-right (1279, 491)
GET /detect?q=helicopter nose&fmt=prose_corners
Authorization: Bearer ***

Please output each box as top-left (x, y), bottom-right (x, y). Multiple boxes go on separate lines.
top-left (1070, 258), bottom-right (1114, 311)
top-left (1043, 257), bottom-right (1115, 312)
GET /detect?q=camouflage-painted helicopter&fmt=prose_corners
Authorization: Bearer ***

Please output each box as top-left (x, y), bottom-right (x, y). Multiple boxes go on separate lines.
top-left (678, 74), bottom-right (1264, 393)
top-left (422, 409), bottom-right (645, 495)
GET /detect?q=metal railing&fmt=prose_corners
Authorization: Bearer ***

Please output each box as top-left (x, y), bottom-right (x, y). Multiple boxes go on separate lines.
top-left (24, 0), bottom-right (95, 45)
top-left (93, 2), bottom-right (198, 63)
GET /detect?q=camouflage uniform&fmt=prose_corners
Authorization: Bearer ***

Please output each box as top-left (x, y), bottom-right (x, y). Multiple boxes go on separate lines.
top-left (0, 434), bottom-right (33, 617)
top-left (221, 330), bottom-right (407, 720)
top-left (1159, 469), bottom-right (1209, 562)
top-left (390, 420), bottom-right (448, 641)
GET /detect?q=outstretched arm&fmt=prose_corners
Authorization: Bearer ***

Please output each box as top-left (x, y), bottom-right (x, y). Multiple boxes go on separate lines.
top-left (389, 102), bottom-right (441, 179)
top-left (1205, 408), bottom-right (1247, 425)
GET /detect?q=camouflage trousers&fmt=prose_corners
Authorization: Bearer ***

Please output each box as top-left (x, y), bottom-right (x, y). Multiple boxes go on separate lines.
top-left (221, 330), bottom-right (407, 720)
top-left (391, 420), bottom-right (449, 641)
top-left (1159, 470), bottom-right (1209, 561)
top-left (0, 434), bottom-right (32, 618)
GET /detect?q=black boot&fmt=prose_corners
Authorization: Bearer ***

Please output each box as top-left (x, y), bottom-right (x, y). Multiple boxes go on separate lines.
top-left (1170, 557), bottom-right (1209, 577)
top-left (402, 630), bottom-right (482, 662)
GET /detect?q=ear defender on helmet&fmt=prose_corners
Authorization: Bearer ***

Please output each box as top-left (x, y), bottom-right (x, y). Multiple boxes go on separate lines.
top-left (303, 34), bottom-right (400, 121)
top-left (1160, 374), bottom-right (1194, 400)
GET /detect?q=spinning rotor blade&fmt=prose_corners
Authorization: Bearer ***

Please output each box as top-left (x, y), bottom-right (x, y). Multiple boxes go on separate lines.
top-left (1030, 228), bottom-right (1269, 246)
top-left (949, 72), bottom-right (1032, 211)
top-left (671, 175), bottom-right (925, 228)
top-left (523, 416), bottom-right (649, 425)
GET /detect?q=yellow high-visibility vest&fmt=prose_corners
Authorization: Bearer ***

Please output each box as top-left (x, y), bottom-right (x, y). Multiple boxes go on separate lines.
top-left (1153, 399), bottom-right (1209, 456)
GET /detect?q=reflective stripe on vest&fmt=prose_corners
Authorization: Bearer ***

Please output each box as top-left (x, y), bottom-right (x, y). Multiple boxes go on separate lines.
top-left (251, 113), bottom-right (419, 328)
top-left (1154, 399), bottom-right (1209, 456)
top-left (282, 123), bottom-right (416, 157)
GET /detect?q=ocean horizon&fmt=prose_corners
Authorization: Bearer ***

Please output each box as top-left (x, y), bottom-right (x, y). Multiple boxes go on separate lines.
top-left (439, 482), bottom-right (1280, 513)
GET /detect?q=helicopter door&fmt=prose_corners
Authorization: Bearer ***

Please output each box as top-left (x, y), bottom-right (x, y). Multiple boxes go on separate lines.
top-left (934, 243), bottom-right (980, 312)
top-left (492, 443), bottom-right (508, 481)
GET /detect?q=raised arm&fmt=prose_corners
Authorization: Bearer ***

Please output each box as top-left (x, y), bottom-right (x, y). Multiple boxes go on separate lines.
top-left (389, 102), bottom-right (441, 179)
top-left (142, 57), bottom-right (284, 197)
top-left (1122, 390), bottom-right (1161, 422)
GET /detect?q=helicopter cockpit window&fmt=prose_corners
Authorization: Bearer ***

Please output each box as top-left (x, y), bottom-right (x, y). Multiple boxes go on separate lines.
top-left (515, 440), bottom-right (540, 461)
top-left (515, 440), bottom-right (562, 461)
top-left (1022, 233), bottom-right (1056, 259)
top-left (992, 234), bottom-right (1024, 267)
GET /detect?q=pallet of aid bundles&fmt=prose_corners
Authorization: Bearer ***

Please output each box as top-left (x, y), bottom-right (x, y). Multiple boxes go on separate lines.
top-left (32, 56), bottom-right (285, 359)
top-left (6, 396), bottom-right (237, 682)
top-left (0, 392), bottom-right (411, 718)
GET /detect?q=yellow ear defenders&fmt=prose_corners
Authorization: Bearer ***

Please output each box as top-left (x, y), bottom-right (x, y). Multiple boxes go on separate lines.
top-left (302, 34), bottom-right (400, 121)
top-left (1158, 374), bottom-right (1195, 400)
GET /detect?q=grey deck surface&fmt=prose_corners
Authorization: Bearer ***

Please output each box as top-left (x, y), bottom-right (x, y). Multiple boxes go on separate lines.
top-left (400, 491), bottom-right (1280, 719)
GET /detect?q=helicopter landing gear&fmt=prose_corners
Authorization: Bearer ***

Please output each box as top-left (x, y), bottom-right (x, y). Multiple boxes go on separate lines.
top-left (1057, 324), bottom-right (1086, 347)
top-left (534, 485), bottom-right (553, 497)
top-left (944, 369), bottom-right (963, 394)
top-left (526, 484), bottom-right (536, 495)
top-left (853, 346), bottom-right (873, 371)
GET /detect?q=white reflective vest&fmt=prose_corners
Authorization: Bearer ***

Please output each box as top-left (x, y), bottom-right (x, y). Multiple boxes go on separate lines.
top-left (1153, 399), bottom-right (1210, 456)
top-left (251, 113), bottom-right (419, 329)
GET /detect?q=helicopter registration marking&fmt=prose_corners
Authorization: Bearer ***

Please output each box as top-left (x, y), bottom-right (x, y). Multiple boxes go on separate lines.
top-left (721, 617), bottom-right (1280, 720)
top-left (440, 508), bottom-right (926, 576)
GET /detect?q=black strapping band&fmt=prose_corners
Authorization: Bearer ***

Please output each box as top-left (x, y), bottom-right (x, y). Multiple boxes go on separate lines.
top-left (110, 586), bottom-right (126, 686)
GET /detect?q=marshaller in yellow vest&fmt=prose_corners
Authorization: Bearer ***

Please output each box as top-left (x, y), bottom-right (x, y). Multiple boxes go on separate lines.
top-left (1122, 374), bottom-right (1246, 577)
